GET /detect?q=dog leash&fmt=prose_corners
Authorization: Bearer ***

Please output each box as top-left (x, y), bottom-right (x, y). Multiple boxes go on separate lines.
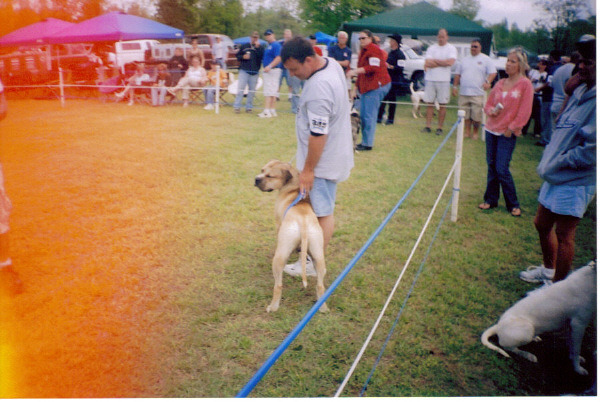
top-left (282, 190), bottom-right (306, 220)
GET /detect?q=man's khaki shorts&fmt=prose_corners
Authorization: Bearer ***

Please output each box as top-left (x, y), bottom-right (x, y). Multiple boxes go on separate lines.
top-left (458, 95), bottom-right (485, 122)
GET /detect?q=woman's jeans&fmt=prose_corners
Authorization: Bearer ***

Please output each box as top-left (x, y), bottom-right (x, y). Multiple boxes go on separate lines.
top-left (360, 83), bottom-right (391, 147)
top-left (204, 88), bottom-right (216, 104)
top-left (234, 69), bottom-right (259, 111)
top-left (484, 130), bottom-right (519, 210)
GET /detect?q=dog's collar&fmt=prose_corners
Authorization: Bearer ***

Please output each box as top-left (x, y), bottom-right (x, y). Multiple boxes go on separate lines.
top-left (282, 191), bottom-right (306, 219)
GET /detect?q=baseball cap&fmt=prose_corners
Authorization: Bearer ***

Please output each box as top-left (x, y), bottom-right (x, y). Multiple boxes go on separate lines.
top-left (264, 29), bottom-right (274, 36)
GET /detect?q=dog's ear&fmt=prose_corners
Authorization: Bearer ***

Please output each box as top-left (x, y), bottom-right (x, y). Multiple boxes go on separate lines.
top-left (283, 169), bottom-right (293, 184)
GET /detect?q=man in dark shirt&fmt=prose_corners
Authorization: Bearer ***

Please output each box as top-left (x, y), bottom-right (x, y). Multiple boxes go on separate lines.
top-left (233, 31), bottom-right (265, 113)
top-left (168, 47), bottom-right (188, 83)
top-left (327, 31), bottom-right (352, 95)
top-left (378, 34), bottom-right (406, 125)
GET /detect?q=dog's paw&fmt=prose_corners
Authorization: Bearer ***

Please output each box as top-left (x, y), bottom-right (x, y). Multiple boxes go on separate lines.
top-left (579, 356), bottom-right (586, 364)
top-left (533, 336), bottom-right (542, 342)
top-left (575, 366), bottom-right (589, 376)
top-left (266, 303), bottom-right (279, 313)
top-left (319, 303), bottom-right (329, 313)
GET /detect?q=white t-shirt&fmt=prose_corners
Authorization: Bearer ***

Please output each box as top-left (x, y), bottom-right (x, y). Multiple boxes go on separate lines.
top-left (456, 53), bottom-right (496, 96)
top-left (424, 43), bottom-right (457, 82)
top-left (296, 58), bottom-right (354, 183)
top-left (186, 66), bottom-right (206, 82)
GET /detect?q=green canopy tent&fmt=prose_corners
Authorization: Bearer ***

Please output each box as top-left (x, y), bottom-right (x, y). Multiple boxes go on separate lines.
top-left (341, 1), bottom-right (494, 54)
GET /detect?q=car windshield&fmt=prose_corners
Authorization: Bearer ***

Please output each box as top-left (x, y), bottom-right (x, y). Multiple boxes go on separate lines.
top-left (402, 46), bottom-right (420, 59)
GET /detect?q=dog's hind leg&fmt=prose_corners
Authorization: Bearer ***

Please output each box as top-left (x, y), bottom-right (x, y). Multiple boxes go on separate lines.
top-left (308, 231), bottom-right (328, 313)
top-left (497, 318), bottom-right (538, 362)
top-left (267, 231), bottom-right (298, 313)
top-left (300, 230), bottom-right (308, 289)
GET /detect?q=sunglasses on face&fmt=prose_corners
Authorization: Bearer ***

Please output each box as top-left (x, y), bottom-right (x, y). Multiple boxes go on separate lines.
top-left (358, 36), bottom-right (368, 40)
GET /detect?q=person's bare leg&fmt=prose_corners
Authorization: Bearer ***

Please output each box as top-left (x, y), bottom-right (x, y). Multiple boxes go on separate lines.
top-left (317, 215), bottom-right (334, 251)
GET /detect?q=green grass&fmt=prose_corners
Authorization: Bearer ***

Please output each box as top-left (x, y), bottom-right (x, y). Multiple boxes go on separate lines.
top-left (0, 95), bottom-right (595, 397)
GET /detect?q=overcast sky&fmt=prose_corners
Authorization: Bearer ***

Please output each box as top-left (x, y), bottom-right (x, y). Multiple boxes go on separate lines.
top-left (437, 0), bottom-right (596, 30)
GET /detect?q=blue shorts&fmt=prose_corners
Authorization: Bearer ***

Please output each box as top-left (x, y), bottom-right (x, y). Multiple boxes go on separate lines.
top-left (538, 181), bottom-right (596, 218)
top-left (310, 178), bottom-right (337, 217)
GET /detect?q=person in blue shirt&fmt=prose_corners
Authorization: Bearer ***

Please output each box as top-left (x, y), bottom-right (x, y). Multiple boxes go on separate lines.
top-left (327, 31), bottom-right (352, 95)
top-left (259, 29), bottom-right (283, 118)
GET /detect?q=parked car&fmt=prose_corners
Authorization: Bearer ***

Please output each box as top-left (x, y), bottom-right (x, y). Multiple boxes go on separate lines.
top-left (149, 34), bottom-right (239, 70)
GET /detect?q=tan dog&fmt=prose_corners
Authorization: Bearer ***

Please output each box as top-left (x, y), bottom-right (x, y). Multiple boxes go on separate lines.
top-left (254, 160), bottom-right (328, 313)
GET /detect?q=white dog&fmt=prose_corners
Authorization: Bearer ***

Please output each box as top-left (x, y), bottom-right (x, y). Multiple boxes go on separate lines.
top-left (481, 261), bottom-right (596, 375)
top-left (410, 82), bottom-right (439, 119)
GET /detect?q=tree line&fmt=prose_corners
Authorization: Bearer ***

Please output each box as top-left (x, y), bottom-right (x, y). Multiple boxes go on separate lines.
top-left (1, 0), bottom-right (595, 57)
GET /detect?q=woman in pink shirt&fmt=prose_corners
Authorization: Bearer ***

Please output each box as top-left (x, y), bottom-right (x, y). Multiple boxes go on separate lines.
top-left (479, 48), bottom-right (534, 217)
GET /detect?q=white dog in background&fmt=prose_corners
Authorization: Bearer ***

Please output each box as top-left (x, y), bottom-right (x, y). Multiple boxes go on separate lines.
top-left (410, 82), bottom-right (439, 119)
top-left (481, 261), bottom-right (596, 375)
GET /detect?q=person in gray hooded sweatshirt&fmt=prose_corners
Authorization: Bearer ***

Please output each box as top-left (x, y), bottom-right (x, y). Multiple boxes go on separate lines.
top-left (520, 35), bottom-right (596, 285)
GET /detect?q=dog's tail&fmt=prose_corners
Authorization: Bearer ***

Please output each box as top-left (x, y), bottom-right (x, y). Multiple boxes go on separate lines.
top-left (409, 81), bottom-right (415, 95)
top-left (300, 222), bottom-right (308, 289)
top-left (481, 324), bottom-right (510, 358)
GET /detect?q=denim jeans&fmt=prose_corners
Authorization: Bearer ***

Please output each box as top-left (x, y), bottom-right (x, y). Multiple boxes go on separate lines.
top-left (234, 69), bottom-right (259, 111)
top-left (540, 101), bottom-right (552, 145)
top-left (484, 131), bottom-right (519, 210)
top-left (204, 88), bottom-right (216, 104)
top-left (359, 82), bottom-right (391, 147)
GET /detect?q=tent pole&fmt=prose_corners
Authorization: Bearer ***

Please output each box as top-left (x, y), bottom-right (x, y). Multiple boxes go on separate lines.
top-left (59, 67), bottom-right (65, 107)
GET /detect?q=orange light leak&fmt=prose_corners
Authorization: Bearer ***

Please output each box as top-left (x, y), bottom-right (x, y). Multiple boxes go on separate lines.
top-left (0, 292), bottom-right (19, 397)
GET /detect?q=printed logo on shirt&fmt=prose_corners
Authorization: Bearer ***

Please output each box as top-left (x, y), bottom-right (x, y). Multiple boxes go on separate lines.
top-left (308, 110), bottom-right (329, 135)
top-left (368, 57), bottom-right (380, 67)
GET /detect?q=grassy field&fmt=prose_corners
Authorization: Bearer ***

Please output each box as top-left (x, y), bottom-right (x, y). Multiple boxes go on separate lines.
top-left (0, 93), bottom-right (596, 397)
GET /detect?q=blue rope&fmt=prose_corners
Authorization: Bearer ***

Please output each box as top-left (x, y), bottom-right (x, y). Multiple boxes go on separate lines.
top-left (359, 194), bottom-right (454, 397)
top-left (236, 119), bottom-right (461, 398)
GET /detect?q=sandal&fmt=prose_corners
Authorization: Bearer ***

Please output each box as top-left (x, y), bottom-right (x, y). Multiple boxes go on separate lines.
top-left (478, 203), bottom-right (492, 210)
top-left (511, 207), bottom-right (522, 217)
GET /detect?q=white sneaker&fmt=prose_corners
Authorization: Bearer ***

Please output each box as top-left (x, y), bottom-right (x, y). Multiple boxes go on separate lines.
top-left (204, 104), bottom-right (214, 110)
top-left (115, 91), bottom-right (125, 99)
top-left (284, 257), bottom-right (317, 277)
top-left (519, 265), bottom-right (554, 283)
top-left (128, 99), bottom-right (134, 106)
top-left (270, 109), bottom-right (277, 117)
top-left (183, 101), bottom-right (188, 107)
top-left (258, 110), bottom-right (272, 118)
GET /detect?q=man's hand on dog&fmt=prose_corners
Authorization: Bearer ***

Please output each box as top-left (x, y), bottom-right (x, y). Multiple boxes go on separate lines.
top-left (299, 169), bottom-right (314, 195)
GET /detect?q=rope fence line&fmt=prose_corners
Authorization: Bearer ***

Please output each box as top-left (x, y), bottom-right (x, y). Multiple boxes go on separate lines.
top-left (360, 193), bottom-right (454, 397)
top-left (335, 157), bottom-right (459, 397)
top-left (236, 111), bottom-right (465, 397)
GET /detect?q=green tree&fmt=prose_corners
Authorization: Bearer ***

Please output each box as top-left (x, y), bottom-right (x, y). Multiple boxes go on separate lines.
top-left (300, 0), bottom-right (389, 35)
top-left (534, 0), bottom-right (593, 49)
top-left (155, 0), bottom-right (199, 33)
top-left (239, 6), bottom-right (305, 38)
top-left (448, 0), bottom-right (479, 21)
top-left (196, 0), bottom-right (244, 36)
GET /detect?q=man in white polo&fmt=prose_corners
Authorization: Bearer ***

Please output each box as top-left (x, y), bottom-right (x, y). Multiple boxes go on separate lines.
top-left (423, 28), bottom-right (457, 136)
top-left (452, 39), bottom-right (497, 139)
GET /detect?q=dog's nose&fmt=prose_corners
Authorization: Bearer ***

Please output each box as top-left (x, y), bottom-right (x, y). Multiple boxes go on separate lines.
top-left (254, 177), bottom-right (261, 187)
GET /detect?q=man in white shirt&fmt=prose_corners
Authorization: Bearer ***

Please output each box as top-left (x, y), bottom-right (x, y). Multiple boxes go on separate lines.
top-left (280, 36), bottom-right (354, 275)
top-left (211, 35), bottom-right (227, 70)
top-left (452, 39), bottom-right (497, 139)
top-left (423, 28), bottom-right (457, 135)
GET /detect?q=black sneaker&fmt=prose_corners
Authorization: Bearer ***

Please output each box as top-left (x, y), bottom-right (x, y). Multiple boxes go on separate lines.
top-left (356, 144), bottom-right (372, 151)
top-left (422, 127), bottom-right (432, 133)
top-left (385, 120), bottom-right (394, 125)
top-left (436, 128), bottom-right (443, 136)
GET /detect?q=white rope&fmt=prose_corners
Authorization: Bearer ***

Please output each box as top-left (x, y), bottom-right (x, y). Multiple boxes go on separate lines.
top-left (334, 157), bottom-right (459, 397)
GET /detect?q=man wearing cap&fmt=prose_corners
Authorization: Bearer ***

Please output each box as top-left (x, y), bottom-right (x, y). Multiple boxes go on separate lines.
top-left (259, 29), bottom-right (283, 118)
top-left (452, 39), bottom-right (497, 139)
top-left (309, 35), bottom-right (323, 56)
top-left (234, 31), bottom-right (264, 114)
top-left (377, 34), bottom-right (406, 125)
